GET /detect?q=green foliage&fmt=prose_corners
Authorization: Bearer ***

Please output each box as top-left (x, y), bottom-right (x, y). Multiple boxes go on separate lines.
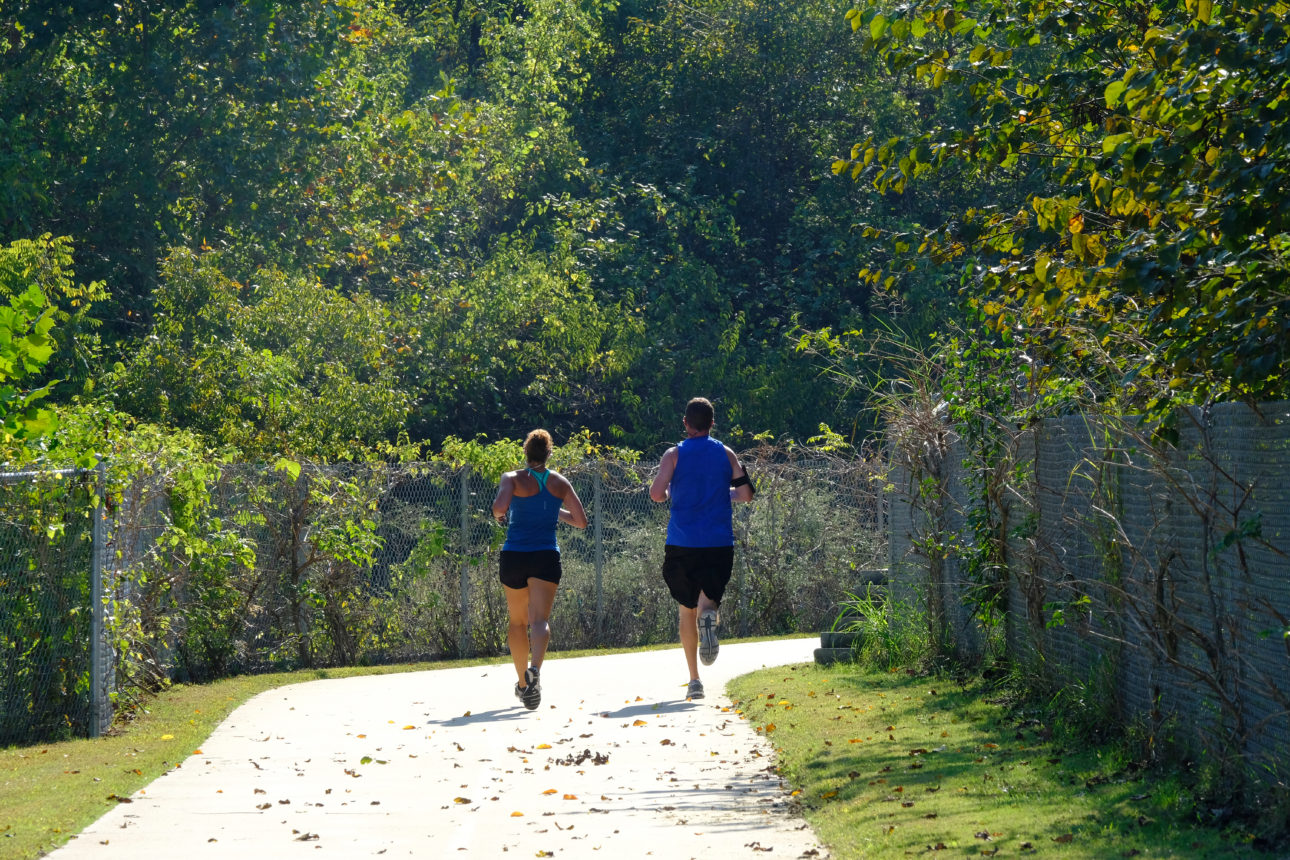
top-left (2, 1), bottom-right (981, 451)
top-left (0, 236), bottom-right (95, 450)
top-left (0, 234), bottom-right (106, 399)
top-left (836, 0), bottom-right (1290, 413)
top-left (110, 248), bottom-right (412, 460)
top-left (0, 470), bottom-right (98, 744)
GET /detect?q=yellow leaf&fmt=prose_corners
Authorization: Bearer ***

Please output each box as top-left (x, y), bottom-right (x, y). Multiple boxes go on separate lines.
top-left (536, 744), bottom-right (552, 749)
top-left (402, 725), bottom-right (416, 730)
top-left (563, 794), bottom-right (577, 800)
top-left (632, 720), bottom-right (648, 726)
top-left (765, 723), bottom-right (777, 732)
top-left (542, 789), bottom-right (558, 795)
top-left (821, 790), bottom-right (838, 799)
top-left (453, 797), bottom-right (470, 804)
top-left (510, 811), bottom-right (524, 817)
top-left (160, 735), bottom-right (174, 740)
top-left (1068, 213), bottom-right (1084, 234)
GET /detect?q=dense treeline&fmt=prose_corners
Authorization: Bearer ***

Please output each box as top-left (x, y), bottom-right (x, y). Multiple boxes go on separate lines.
top-left (3, 0), bottom-right (1286, 458)
top-left (1, 0), bottom-right (963, 459)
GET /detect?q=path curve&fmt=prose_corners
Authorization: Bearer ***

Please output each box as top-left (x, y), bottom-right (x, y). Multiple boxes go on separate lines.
top-left (50, 638), bottom-right (828, 859)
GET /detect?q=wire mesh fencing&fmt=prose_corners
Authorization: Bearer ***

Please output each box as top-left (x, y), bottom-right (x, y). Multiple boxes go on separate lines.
top-left (4, 452), bottom-right (886, 744)
top-left (0, 466), bottom-right (109, 746)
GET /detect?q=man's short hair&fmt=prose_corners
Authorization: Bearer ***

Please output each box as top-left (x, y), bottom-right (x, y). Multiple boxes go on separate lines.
top-left (685, 397), bottom-right (715, 432)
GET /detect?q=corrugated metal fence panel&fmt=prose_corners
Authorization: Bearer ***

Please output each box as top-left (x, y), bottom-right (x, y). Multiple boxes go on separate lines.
top-left (891, 402), bottom-right (1290, 781)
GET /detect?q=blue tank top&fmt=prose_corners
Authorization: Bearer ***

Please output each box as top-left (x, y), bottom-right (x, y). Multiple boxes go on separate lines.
top-left (665, 435), bottom-right (734, 547)
top-left (502, 468), bottom-right (562, 553)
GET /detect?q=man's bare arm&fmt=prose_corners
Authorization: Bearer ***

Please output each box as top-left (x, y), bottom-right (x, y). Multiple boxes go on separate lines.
top-left (649, 448), bottom-right (678, 503)
top-left (726, 448), bottom-right (754, 503)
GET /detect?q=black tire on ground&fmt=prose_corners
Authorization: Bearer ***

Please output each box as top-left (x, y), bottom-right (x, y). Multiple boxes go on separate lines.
top-left (820, 631), bottom-right (862, 649)
top-left (813, 646), bottom-right (855, 666)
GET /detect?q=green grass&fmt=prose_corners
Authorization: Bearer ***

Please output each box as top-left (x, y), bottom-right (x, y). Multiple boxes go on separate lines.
top-left (728, 664), bottom-right (1269, 859)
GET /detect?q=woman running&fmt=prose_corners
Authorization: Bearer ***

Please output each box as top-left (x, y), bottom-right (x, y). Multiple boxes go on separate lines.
top-left (491, 429), bottom-right (588, 709)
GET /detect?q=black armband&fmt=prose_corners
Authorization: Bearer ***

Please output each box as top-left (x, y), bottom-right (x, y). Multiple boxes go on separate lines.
top-left (731, 467), bottom-right (755, 494)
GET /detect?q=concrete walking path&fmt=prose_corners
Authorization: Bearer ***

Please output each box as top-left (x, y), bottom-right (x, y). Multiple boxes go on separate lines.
top-left (49, 638), bottom-right (828, 859)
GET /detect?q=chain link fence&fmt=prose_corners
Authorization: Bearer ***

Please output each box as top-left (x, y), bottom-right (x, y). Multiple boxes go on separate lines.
top-left (0, 466), bottom-right (109, 746)
top-left (3, 452), bottom-right (885, 745)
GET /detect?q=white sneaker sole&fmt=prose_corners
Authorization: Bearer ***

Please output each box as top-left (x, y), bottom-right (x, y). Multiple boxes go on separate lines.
top-left (698, 610), bottom-right (719, 666)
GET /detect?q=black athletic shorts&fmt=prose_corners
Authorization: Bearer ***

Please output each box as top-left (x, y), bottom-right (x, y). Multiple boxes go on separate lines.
top-left (499, 549), bottom-right (563, 589)
top-left (661, 545), bottom-right (733, 609)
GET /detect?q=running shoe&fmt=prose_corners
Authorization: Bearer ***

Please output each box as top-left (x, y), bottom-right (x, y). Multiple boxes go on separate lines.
top-left (686, 679), bottom-right (705, 700)
top-left (698, 609), bottom-right (719, 665)
top-left (520, 666), bottom-right (541, 710)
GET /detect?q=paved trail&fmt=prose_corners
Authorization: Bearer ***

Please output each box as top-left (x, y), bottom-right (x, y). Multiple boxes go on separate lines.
top-left (50, 639), bottom-right (827, 859)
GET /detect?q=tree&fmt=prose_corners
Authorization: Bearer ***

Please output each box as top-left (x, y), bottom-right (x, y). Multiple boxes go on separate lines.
top-left (834, 0), bottom-right (1290, 412)
top-left (111, 248), bottom-right (412, 460)
top-left (0, 236), bottom-right (98, 453)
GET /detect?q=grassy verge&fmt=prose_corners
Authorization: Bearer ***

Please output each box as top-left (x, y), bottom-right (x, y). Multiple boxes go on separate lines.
top-left (728, 663), bottom-right (1267, 859)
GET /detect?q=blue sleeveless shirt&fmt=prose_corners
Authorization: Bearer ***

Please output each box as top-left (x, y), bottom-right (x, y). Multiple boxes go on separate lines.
top-left (502, 469), bottom-right (562, 553)
top-left (665, 435), bottom-right (734, 547)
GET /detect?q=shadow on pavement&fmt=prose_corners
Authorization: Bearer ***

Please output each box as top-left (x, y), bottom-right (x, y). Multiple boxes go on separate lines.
top-left (593, 699), bottom-right (700, 718)
top-left (425, 707), bottom-right (533, 727)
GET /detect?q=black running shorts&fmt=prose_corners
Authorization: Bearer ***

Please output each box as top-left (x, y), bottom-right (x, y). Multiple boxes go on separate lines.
top-left (661, 545), bottom-right (733, 609)
top-left (499, 549), bottom-right (563, 589)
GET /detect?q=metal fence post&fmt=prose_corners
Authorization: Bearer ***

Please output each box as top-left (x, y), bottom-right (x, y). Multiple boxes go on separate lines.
top-left (737, 504), bottom-right (749, 637)
top-left (594, 470), bottom-right (604, 638)
top-left (90, 459), bottom-right (107, 738)
top-left (459, 467), bottom-right (472, 657)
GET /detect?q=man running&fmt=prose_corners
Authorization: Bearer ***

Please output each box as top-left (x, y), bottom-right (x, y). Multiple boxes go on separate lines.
top-left (648, 397), bottom-right (755, 700)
